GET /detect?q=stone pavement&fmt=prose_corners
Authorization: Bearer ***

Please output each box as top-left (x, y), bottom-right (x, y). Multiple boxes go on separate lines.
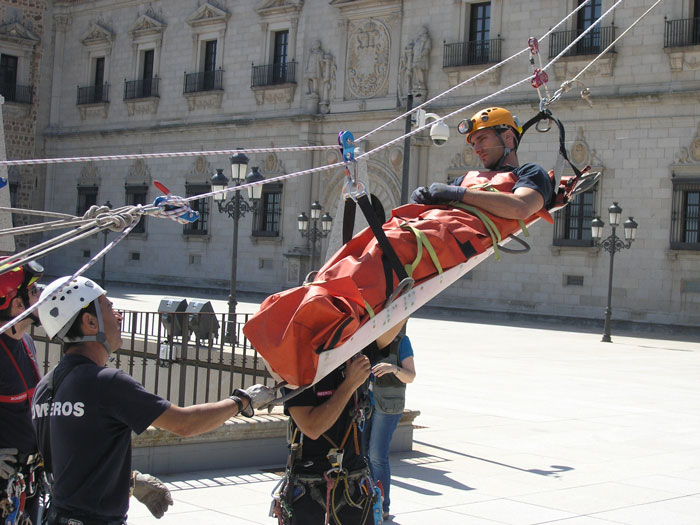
top-left (108, 286), bottom-right (700, 524)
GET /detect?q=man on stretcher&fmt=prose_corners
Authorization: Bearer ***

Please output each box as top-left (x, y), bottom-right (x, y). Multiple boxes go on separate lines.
top-left (410, 106), bottom-right (553, 219)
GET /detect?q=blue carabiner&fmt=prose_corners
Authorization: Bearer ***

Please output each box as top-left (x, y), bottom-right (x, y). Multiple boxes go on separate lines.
top-left (338, 131), bottom-right (355, 162)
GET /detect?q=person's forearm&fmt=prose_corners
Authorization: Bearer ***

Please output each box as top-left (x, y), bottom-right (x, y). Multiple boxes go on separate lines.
top-left (290, 380), bottom-right (356, 440)
top-left (393, 364), bottom-right (415, 384)
top-left (461, 189), bottom-right (539, 219)
top-left (154, 398), bottom-right (246, 438)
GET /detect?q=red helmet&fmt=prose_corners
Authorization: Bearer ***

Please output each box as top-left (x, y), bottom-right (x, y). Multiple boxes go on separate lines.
top-left (0, 258), bottom-right (44, 311)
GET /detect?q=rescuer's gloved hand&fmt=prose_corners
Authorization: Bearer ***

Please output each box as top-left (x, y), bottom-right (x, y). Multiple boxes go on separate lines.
top-left (132, 471), bottom-right (173, 519)
top-left (426, 183), bottom-right (466, 203)
top-left (409, 186), bottom-right (433, 204)
top-left (232, 385), bottom-right (276, 416)
top-left (0, 448), bottom-right (18, 479)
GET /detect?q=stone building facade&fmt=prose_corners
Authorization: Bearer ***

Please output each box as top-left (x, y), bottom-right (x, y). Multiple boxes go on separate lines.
top-left (0, 0), bottom-right (48, 250)
top-left (36, 0), bottom-right (700, 327)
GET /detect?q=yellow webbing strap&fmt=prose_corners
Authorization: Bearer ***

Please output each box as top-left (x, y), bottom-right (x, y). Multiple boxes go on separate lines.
top-left (451, 202), bottom-right (504, 261)
top-left (399, 223), bottom-right (444, 277)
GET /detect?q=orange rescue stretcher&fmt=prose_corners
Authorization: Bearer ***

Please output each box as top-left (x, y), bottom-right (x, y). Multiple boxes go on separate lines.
top-left (243, 113), bottom-right (597, 389)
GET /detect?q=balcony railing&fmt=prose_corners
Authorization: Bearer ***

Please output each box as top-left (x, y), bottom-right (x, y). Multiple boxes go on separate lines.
top-left (0, 83), bottom-right (32, 104)
top-left (124, 77), bottom-right (159, 100)
top-left (183, 69), bottom-right (223, 94)
top-left (549, 25), bottom-right (616, 58)
top-left (251, 60), bottom-right (297, 87)
top-left (76, 83), bottom-right (110, 105)
top-left (443, 38), bottom-right (503, 68)
top-left (664, 17), bottom-right (700, 48)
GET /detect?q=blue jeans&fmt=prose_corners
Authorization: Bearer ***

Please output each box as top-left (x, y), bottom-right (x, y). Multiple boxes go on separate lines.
top-left (362, 409), bottom-right (402, 514)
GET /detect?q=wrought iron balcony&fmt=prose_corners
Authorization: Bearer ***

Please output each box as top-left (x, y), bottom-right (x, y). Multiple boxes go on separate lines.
top-left (76, 83), bottom-right (110, 105)
top-left (251, 60), bottom-right (297, 87)
top-left (664, 17), bottom-right (700, 48)
top-left (0, 83), bottom-right (32, 104)
top-left (549, 25), bottom-right (616, 58)
top-left (442, 38), bottom-right (503, 68)
top-left (183, 69), bottom-right (223, 94)
top-left (124, 77), bottom-right (159, 100)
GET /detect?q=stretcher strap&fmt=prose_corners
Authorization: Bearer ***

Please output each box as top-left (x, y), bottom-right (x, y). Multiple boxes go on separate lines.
top-left (399, 223), bottom-right (444, 277)
top-left (451, 202), bottom-right (504, 261)
top-left (342, 198), bottom-right (357, 245)
top-left (356, 194), bottom-right (409, 285)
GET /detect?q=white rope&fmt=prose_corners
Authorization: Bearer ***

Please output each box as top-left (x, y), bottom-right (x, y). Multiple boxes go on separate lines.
top-left (0, 145), bottom-right (338, 167)
top-left (548, 0), bottom-right (665, 104)
top-left (0, 221), bottom-right (137, 336)
top-left (355, 0), bottom-right (593, 143)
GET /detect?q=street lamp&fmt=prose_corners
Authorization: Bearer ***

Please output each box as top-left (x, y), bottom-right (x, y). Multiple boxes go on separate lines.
top-left (100, 200), bottom-right (112, 288)
top-left (211, 154), bottom-right (265, 343)
top-left (298, 200), bottom-right (333, 270)
top-left (591, 201), bottom-right (639, 343)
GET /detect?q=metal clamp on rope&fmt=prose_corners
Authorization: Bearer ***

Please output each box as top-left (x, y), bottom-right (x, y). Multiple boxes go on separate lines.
top-left (342, 164), bottom-right (367, 202)
top-left (531, 68), bottom-right (549, 89)
top-left (528, 36), bottom-right (540, 55)
top-left (338, 130), bottom-right (355, 162)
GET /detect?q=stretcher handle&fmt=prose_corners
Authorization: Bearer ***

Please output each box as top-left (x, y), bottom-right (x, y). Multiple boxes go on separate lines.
top-left (569, 171), bottom-right (600, 198)
top-left (265, 381), bottom-right (312, 408)
top-left (384, 277), bottom-right (414, 307)
top-left (496, 234), bottom-right (531, 254)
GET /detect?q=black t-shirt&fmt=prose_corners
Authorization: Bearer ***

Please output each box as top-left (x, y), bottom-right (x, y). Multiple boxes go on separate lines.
top-left (284, 366), bottom-right (366, 475)
top-left (453, 163), bottom-right (553, 207)
top-left (32, 354), bottom-right (170, 521)
top-left (0, 333), bottom-right (41, 453)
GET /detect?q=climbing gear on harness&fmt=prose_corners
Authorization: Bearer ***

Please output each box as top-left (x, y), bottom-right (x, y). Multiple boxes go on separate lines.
top-left (0, 336), bottom-right (40, 406)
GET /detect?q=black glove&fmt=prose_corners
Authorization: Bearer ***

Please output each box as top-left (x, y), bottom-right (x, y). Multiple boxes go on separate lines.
top-left (409, 186), bottom-right (433, 204)
top-left (425, 183), bottom-right (466, 203)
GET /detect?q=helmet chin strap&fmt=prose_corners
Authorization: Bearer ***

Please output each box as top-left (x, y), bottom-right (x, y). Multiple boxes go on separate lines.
top-left (489, 129), bottom-right (518, 171)
top-left (63, 299), bottom-right (113, 356)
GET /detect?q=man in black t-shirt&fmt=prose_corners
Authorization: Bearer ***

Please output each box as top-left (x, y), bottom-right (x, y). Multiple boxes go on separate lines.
top-left (411, 107), bottom-right (554, 218)
top-left (32, 276), bottom-right (276, 525)
top-left (274, 323), bottom-right (405, 525)
top-left (0, 259), bottom-right (45, 525)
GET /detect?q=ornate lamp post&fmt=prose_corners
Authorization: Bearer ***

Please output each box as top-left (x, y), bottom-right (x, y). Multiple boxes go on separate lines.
top-left (211, 153), bottom-right (265, 343)
top-left (297, 200), bottom-right (333, 270)
top-left (591, 201), bottom-right (639, 343)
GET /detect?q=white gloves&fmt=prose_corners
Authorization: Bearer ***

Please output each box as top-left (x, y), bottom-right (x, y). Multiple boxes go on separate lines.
top-left (132, 471), bottom-right (173, 519)
top-left (232, 384), bottom-right (277, 416)
top-left (0, 448), bottom-right (17, 479)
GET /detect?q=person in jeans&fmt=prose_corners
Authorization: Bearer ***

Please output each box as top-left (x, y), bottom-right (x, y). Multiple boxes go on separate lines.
top-left (362, 325), bottom-right (416, 519)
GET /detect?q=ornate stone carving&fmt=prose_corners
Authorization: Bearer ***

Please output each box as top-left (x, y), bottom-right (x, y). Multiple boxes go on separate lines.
top-left (675, 124), bottom-right (700, 164)
top-left (569, 127), bottom-right (602, 168)
top-left (552, 54), bottom-right (616, 81)
top-left (263, 148), bottom-right (286, 174)
top-left (252, 85), bottom-right (296, 106)
top-left (666, 49), bottom-right (700, 72)
top-left (78, 162), bottom-right (100, 186)
top-left (0, 22), bottom-right (40, 46)
top-left (78, 103), bottom-right (109, 121)
top-left (305, 40), bottom-right (324, 97)
top-left (81, 22), bottom-right (114, 49)
top-left (192, 156), bottom-right (212, 177)
top-left (345, 18), bottom-right (391, 99)
top-left (448, 145), bottom-right (477, 170)
top-left (53, 15), bottom-right (71, 32)
top-left (256, 0), bottom-right (304, 17)
top-left (319, 52), bottom-right (336, 114)
top-left (184, 91), bottom-right (223, 111)
top-left (130, 11), bottom-right (166, 39)
top-left (125, 98), bottom-right (159, 116)
top-left (186, 2), bottom-right (230, 29)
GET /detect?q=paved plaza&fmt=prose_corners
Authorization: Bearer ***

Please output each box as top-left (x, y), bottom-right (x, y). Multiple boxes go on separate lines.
top-left (108, 286), bottom-right (700, 525)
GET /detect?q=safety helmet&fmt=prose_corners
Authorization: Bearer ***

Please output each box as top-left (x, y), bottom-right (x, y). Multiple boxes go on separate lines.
top-left (458, 107), bottom-right (522, 145)
top-left (39, 276), bottom-right (106, 342)
top-left (0, 258), bottom-right (44, 311)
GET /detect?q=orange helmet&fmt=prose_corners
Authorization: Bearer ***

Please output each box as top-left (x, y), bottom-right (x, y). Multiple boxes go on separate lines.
top-left (458, 107), bottom-right (522, 144)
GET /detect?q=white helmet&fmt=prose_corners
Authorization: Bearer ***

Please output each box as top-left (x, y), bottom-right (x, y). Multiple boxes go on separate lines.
top-left (39, 276), bottom-right (111, 350)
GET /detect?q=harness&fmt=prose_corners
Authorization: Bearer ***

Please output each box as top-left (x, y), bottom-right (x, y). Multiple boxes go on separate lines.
top-left (270, 387), bottom-right (381, 525)
top-left (0, 336), bottom-right (40, 405)
top-left (0, 453), bottom-right (44, 525)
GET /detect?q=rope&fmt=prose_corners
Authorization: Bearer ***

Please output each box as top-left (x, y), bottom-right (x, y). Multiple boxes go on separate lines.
top-left (0, 221), bottom-right (137, 336)
top-left (355, 0), bottom-right (593, 144)
top-left (0, 145), bottom-right (338, 167)
top-left (546, 0), bottom-right (664, 106)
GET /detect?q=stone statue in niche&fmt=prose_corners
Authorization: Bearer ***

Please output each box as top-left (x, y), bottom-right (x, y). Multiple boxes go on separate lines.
top-left (305, 39), bottom-right (324, 96)
top-left (319, 52), bottom-right (336, 114)
top-left (398, 43), bottom-right (413, 102)
top-left (411, 26), bottom-right (431, 92)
